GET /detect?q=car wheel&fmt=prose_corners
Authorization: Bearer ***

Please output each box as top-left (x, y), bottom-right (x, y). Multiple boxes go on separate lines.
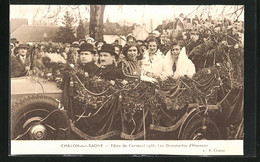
top-left (180, 115), bottom-right (222, 140)
top-left (11, 95), bottom-right (70, 140)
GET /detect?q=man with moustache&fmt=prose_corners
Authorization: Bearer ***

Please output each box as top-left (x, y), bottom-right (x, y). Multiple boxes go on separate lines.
top-left (94, 44), bottom-right (125, 80)
top-left (11, 44), bottom-right (31, 77)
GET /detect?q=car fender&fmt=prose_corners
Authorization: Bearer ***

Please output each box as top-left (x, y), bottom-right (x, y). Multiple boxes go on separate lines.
top-left (178, 104), bottom-right (226, 139)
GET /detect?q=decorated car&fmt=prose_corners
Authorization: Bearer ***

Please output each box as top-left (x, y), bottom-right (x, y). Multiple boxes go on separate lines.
top-left (10, 62), bottom-right (244, 140)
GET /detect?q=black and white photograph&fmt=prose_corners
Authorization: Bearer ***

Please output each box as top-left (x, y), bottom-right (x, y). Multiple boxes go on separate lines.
top-left (10, 5), bottom-right (244, 155)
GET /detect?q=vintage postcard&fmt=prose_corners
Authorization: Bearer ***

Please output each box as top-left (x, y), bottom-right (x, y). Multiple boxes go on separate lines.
top-left (10, 5), bottom-right (244, 155)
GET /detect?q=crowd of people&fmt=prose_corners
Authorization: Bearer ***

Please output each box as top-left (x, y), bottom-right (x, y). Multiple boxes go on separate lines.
top-left (10, 14), bottom-right (244, 85)
top-left (10, 36), bottom-right (196, 82)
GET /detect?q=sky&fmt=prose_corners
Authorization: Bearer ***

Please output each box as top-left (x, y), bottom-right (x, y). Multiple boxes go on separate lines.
top-left (10, 5), bottom-right (244, 30)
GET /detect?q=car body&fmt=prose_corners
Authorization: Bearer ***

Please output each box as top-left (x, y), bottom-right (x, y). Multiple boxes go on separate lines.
top-left (10, 74), bottom-right (236, 140)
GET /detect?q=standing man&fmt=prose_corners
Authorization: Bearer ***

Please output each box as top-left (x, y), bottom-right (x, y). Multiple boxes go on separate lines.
top-left (11, 44), bottom-right (31, 77)
top-left (94, 44), bottom-right (125, 80)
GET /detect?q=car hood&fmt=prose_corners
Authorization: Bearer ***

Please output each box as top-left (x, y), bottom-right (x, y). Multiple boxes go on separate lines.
top-left (11, 76), bottom-right (62, 95)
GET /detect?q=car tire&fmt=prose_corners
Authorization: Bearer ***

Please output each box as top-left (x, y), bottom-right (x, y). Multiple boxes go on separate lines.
top-left (11, 95), bottom-right (70, 140)
top-left (180, 115), bottom-right (222, 140)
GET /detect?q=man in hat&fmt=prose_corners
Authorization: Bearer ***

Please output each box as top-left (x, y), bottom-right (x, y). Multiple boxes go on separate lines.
top-left (78, 43), bottom-right (99, 77)
top-left (94, 44), bottom-right (125, 80)
top-left (11, 44), bottom-right (31, 77)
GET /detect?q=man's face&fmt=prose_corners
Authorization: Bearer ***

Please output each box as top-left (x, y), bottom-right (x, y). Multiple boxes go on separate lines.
top-left (18, 47), bottom-right (28, 56)
top-left (79, 51), bottom-right (93, 63)
top-left (100, 52), bottom-right (115, 66)
top-left (171, 45), bottom-right (181, 59)
top-left (148, 41), bottom-right (158, 54)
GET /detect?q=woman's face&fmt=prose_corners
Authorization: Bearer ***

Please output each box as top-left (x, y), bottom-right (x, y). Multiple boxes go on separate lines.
top-left (171, 45), bottom-right (181, 59)
top-left (115, 47), bottom-right (120, 55)
top-left (126, 46), bottom-right (138, 61)
top-left (148, 41), bottom-right (158, 54)
top-left (93, 53), bottom-right (99, 63)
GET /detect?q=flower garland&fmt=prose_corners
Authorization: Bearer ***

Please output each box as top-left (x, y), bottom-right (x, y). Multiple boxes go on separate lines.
top-left (32, 61), bottom-right (240, 122)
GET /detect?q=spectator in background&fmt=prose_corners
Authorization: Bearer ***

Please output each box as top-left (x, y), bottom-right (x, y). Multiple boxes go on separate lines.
top-left (71, 41), bottom-right (80, 64)
top-left (79, 39), bottom-right (87, 46)
top-left (138, 43), bottom-right (147, 60)
top-left (86, 37), bottom-right (95, 45)
top-left (113, 39), bottom-right (120, 45)
top-left (61, 43), bottom-right (70, 60)
top-left (175, 13), bottom-right (185, 31)
top-left (136, 40), bottom-right (143, 46)
top-left (113, 44), bottom-right (123, 65)
top-left (93, 52), bottom-right (100, 67)
top-left (95, 40), bottom-right (106, 52)
top-left (10, 38), bottom-right (19, 47)
top-left (10, 43), bottom-right (14, 56)
top-left (125, 34), bottom-right (136, 45)
top-left (159, 32), bottom-right (171, 55)
top-left (11, 44), bottom-right (31, 77)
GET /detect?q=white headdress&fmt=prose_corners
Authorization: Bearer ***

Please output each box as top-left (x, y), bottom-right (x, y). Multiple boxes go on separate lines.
top-left (163, 47), bottom-right (195, 79)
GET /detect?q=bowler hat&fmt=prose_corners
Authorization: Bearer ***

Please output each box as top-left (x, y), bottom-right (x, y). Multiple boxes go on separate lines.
top-left (77, 43), bottom-right (96, 54)
top-left (99, 44), bottom-right (118, 58)
top-left (95, 40), bottom-right (106, 48)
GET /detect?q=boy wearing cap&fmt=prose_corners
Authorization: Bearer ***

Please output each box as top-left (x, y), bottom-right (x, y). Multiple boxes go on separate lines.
top-left (94, 44), bottom-right (125, 80)
top-left (78, 43), bottom-right (99, 77)
top-left (11, 44), bottom-right (31, 77)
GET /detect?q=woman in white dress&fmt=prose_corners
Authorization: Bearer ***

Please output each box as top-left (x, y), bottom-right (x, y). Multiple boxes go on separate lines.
top-left (141, 38), bottom-right (165, 78)
top-left (162, 41), bottom-right (196, 79)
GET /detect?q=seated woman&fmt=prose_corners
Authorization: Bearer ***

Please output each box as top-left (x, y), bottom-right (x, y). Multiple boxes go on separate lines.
top-left (163, 41), bottom-right (196, 79)
top-left (118, 43), bottom-right (142, 78)
top-left (141, 38), bottom-right (165, 78)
